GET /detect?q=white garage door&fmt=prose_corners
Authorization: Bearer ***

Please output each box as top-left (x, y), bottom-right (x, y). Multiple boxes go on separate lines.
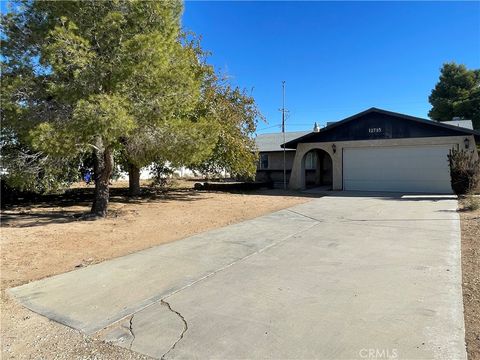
top-left (343, 145), bottom-right (454, 193)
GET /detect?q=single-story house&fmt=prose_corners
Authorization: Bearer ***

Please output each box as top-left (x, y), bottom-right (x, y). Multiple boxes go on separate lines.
top-left (257, 107), bottom-right (479, 193)
top-left (255, 131), bottom-right (309, 185)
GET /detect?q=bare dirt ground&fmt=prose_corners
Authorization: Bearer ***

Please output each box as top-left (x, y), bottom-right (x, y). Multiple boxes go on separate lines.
top-left (1, 182), bottom-right (311, 359)
top-left (2, 185), bottom-right (478, 359)
top-left (459, 198), bottom-right (480, 360)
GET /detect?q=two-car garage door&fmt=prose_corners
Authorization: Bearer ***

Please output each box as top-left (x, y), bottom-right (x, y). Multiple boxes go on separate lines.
top-left (343, 145), bottom-right (454, 193)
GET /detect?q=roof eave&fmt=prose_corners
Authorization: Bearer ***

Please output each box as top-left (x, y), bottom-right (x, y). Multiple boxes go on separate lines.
top-left (282, 108), bottom-right (480, 148)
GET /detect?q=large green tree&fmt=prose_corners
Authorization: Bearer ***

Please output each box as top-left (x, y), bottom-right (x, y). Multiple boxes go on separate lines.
top-left (428, 62), bottom-right (480, 129)
top-left (120, 36), bottom-right (219, 196)
top-left (192, 79), bottom-right (263, 179)
top-left (1, 1), bottom-right (214, 216)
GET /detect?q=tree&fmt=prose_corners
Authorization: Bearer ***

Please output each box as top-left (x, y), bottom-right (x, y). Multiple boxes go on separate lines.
top-left (0, 10), bottom-right (85, 193)
top-left (121, 116), bottom-right (220, 195)
top-left (0, 124), bottom-right (82, 193)
top-left (120, 37), bottom-right (263, 194)
top-left (192, 80), bottom-right (263, 179)
top-left (119, 35), bottom-right (219, 196)
top-left (1, 1), bottom-right (208, 216)
top-left (428, 62), bottom-right (480, 129)
top-left (2, 1), bottom-right (263, 214)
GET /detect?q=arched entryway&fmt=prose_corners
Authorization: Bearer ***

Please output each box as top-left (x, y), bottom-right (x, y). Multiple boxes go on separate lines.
top-left (301, 149), bottom-right (333, 189)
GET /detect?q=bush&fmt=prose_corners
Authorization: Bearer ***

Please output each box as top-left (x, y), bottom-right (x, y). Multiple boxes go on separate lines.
top-left (464, 195), bottom-right (480, 211)
top-left (448, 149), bottom-right (480, 195)
top-left (149, 163), bottom-right (174, 190)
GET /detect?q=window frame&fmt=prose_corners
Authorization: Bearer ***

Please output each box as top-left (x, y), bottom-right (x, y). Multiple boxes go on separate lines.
top-left (259, 153), bottom-right (269, 169)
top-left (305, 152), bottom-right (317, 170)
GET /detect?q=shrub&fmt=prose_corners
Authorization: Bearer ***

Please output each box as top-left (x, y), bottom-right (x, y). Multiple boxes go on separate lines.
top-left (149, 163), bottom-right (174, 190)
top-left (464, 194), bottom-right (480, 211)
top-left (448, 149), bottom-right (480, 195)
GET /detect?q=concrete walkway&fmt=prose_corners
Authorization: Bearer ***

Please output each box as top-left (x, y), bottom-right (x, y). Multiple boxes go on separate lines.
top-left (9, 194), bottom-right (466, 359)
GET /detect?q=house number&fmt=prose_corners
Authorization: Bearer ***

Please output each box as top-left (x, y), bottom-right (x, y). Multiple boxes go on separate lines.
top-left (368, 128), bottom-right (382, 133)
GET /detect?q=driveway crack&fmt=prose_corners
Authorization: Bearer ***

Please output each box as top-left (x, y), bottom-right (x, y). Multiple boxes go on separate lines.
top-left (286, 209), bottom-right (323, 222)
top-left (160, 299), bottom-right (188, 360)
top-left (128, 314), bottom-right (136, 350)
top-left (99, 222), bottom-right (319, 356)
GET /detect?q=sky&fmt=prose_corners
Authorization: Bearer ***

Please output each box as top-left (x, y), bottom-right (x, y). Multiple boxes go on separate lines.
top-left (1, 1), bottom-right (478, 134)
top-left (182, 1), bottom-right (480, 133)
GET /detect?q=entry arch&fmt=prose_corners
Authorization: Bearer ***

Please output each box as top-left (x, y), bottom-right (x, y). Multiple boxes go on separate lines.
top-left (301, 148), bottom-right (333, 189)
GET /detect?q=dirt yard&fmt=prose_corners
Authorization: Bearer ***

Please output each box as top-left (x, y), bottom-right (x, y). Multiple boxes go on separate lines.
top-left (1, 183), bottom-right (311, 359)
top-left (2, 186), bottom-right (479, 359)
top-left (459, 198), bottom-right (480, 360)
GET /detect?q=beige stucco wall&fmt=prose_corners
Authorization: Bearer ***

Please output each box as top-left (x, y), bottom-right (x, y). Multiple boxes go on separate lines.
top-left (255, 151), bottom-right (296, 183)
top-left (257, 151), bottom-right (296, 170)
top-left (288, 135), bottom-right (478, 190)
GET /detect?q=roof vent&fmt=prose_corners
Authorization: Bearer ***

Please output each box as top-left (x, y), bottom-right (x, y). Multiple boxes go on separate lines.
top-left (313, 122), bottom-right (320, 132)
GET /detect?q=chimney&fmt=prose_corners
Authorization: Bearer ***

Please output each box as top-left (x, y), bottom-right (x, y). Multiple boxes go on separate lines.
top-left (313, 122), bottom-right (320, 133)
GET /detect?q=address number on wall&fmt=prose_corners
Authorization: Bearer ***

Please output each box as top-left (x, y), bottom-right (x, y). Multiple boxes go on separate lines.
top-left (368, 128), bottom-right (382, 133)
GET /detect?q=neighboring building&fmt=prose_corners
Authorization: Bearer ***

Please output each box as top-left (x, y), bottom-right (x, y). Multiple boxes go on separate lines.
top-left (441, 118), bottom-right (474, 130)
top-left (116, 164), bottom-right (198, 181)
top-left (282, 107), bottom-right (479, 194)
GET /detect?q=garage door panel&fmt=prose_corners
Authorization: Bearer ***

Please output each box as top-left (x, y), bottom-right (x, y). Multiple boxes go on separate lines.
top-left (344, 179), bottom-right (451, 193)
top-left (343, 146), bottom-right (453, 193)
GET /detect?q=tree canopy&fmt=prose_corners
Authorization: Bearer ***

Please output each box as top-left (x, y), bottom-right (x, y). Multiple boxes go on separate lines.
top-left (192, 82), bottom-right (262, 179)
top-left (428, 62), bottom-right (480, 129)
top-left (1, 0), bottom-right (262, 216)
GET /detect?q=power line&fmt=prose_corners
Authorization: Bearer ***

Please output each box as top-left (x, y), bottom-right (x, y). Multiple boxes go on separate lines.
top-left (257, 123), bottom-right (282, 131)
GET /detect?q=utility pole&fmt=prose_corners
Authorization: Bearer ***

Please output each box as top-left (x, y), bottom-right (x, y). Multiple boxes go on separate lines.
top-left (281, 81), bottom-right (287, 190)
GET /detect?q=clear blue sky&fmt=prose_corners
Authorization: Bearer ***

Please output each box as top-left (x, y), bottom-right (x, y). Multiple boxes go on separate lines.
top-left (182, 1), bottom-right (480, 133)
top-left (2, 1), bottom-right (478, 133)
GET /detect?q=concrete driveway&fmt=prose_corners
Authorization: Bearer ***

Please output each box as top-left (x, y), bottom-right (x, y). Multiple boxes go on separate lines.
top-left (9, 194), bottom-right (466, 359)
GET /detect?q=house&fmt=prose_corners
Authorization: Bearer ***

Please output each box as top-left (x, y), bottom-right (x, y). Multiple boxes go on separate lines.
top-left (257, 107), bottom-right (479, 193)
top-left (255, 131), bottom-right (309, 185)
top-left (442, 118), bottom-right (474, 130)
top-left (285, 107), bottom-right (480, 193)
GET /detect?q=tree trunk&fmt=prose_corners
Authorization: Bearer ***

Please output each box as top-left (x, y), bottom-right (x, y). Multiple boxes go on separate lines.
top-left (91, 138), bottom-right (113, 217)
top-left (128, 163), bottom-right (141, 196)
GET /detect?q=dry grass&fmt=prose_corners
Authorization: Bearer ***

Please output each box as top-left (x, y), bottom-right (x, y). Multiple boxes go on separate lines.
top-left (459, 197), bottom-right (480, 360)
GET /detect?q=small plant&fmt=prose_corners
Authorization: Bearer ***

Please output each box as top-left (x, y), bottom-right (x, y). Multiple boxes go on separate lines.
top-left (149, 163), bottom-right (174, 190)
top-left (464, 194), bottom-right (480, 211)
top-left (448, 149), bottom-right (480, 195)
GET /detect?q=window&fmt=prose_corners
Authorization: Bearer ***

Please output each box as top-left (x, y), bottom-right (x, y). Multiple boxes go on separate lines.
top-left (260, 154), bottom-right (269, 169)
top-left (305, 152), bottom-right (317, 170)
